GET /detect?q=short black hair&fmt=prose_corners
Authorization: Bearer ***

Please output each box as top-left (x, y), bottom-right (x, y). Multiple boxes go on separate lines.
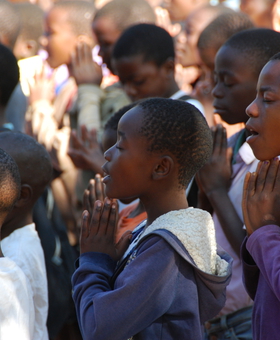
top-left (138, 98), bottom-right (212, 188)
top-left (14, 3), bottom-right (44, 44)
top-left (198, 11), bottom-right (254, 59)
top-left (0, 0), bottom-right (21, 49)
top-left (104, 101), bottom-right (142, 131)
top-left (112, 23), bottom-right (174, 66)
top-left (0, 132), bottom-right (53, 203)
top-left (0, 44), bottom-right (19, 106)
top-left (222, 28), bottom-right (280, 77)
top-left (0, 147), bottom-right (21, 213)
top-left (53, 1), bottom-right (96, 36)
top-left (94, 0), bottom-right (156, 32)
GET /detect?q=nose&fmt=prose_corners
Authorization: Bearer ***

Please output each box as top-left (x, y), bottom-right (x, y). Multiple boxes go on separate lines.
top-left (39, 35), bottom-right (48, 48)
top-left (104, 144), bottom-right (114, 161)
top-left (212, 82), bottom-right (224, 99)
top-left (246, 99), bottom-right (259, 118)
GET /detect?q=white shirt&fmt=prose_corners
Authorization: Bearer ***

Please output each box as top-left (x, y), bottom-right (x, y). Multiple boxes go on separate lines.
top-left (0, 257), bottom-right (35, 339)
top-left (1, 224), bottom-right (49, 340)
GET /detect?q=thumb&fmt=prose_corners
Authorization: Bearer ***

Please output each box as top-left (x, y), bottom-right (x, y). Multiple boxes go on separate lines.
top-left (116, 230), bottom-right (132, 258)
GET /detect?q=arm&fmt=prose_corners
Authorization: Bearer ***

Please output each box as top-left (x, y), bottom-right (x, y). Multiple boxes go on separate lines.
top-left (196, 125), bottom-right (245, 256)
top-left (72, 197), bottom-right (182, 340)
top-left (72, 235), bottom-right (183, 340)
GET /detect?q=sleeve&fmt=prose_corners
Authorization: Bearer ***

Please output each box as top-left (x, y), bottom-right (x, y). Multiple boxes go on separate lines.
top-left (0, 258), bottom-right (35, 340)
top-left (76, 84), bottom-right (105, 131)
top-left (245, 225), bottom-right (280, 301)
top-left (241, 236), bottom-right (259, 300)
top-left (72, 236), bottom-right (183, 340)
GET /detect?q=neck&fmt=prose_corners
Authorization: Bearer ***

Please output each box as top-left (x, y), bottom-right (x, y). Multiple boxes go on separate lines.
top-left (1, 211), bottom-right (33, 240)
top-left (165, 81), bottom-right (180, 98)
top-left (141, 188), bottom-right (188, 227)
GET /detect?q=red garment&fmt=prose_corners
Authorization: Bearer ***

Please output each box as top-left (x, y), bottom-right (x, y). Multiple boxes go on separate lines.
top-left (116, 203), bottom-right (147, 242)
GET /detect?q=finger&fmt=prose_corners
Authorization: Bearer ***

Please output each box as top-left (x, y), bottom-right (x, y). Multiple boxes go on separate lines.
top-left (84, 43), bottom-right (92, 63)
top-left (83, 189), bottom-right (91, 212)
top-left (255, 161), bottom-right (270, 193)
top-left (95, 174), bottom-right (104, 201)
top-left (106, 200), bottom-right (118, 240)
top-left (81, 125), bottom-right (89, 143)
top-left (89, 200), bottom-right (103, 234)
top-left (98, 198), bottom-right (112, 235)
top-left (263, 158), bottom-right (279, 192)
top-left (88, 179), bottom-right (97, 208)
top-left (80, 210), bottom-right (90, 244)
top-left (212, 125), bottom-right (224, 157)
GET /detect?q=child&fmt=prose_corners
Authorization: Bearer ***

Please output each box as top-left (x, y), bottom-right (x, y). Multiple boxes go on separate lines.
top-left (111, 23), bottom-right (204, 111)
top-left (241, 52), bottom-right (280, 340)
top-left (0, 131), bottom-right (53, 340)
top-left (72, 98), bottom-right (232, 339)
top-left (196, 28), bottom-right (280, 339)
top-left (0, 147), bottom-right (35, 340)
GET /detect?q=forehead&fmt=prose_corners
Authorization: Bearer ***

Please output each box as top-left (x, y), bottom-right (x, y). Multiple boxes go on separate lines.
top-left (46, 8), bottom-right (72, 30)
top-left (92, 16), bottom-right (120, 40)
top-left (113, 55), bottom-right (158, 75)
top-left (258, 60), bottom-right (280, 88)
top-left (118, 106), bottom-right (145, 134)
top-left (215, 45), bottom-right (253, 75)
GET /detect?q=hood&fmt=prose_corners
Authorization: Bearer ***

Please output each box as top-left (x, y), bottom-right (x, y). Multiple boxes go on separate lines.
top-left (138, 208), bottom-right (232, 321)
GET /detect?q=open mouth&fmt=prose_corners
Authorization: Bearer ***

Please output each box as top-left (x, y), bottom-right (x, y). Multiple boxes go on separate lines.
top-left (246, 128), bottom-right (259, 142)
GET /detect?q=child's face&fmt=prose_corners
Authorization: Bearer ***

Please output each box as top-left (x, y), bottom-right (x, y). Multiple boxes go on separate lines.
top-left (41, 7), bottom-right (80, 68)
top-left (112, 55), bottom-right (173, 101)
top-left (92, 16), bottom-right (121, 72)
top-left (102, 106), bottom-right (157, 199)
top-left (212, 46), bottom-right (258, 125)
top-left (246, 60), bottom-right (280, 160)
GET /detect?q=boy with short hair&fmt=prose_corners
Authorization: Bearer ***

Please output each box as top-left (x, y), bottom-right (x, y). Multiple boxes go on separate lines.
top-left (111, 23), bottom-right (204, 111)
top-left (0, 131), bottom-right (53, 340)
top-left (196, 28), bottom-right (280, 339)
top-left (72, 98), bottom-right (232, 339)
top-left (241, 52), bottom-right (280, 340)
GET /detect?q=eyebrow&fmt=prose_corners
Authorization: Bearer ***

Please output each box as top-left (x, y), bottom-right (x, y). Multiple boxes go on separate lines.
top-left (117, 130), bottom-right (126, 138)
top-left (259, 86), bottom-right (276, 93)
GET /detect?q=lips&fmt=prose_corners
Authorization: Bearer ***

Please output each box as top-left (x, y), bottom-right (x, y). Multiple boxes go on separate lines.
top-left (245, 124), bottom-right (259, 143)
top-left (101, 163), bottom-right (110, 183)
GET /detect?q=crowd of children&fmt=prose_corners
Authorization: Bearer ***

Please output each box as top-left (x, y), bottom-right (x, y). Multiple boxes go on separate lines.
top-left (0, 0), bottom-right (280, 339)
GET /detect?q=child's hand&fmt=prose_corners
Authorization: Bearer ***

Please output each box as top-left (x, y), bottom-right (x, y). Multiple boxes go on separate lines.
top-left (83, 174), bottom-right (105, 215)
top-left (68, 125), bottom-right (105, 173)
top-left (80, 199), bottom-right (132, 261)
top-left (70, 42), bottom-right (103, 86)
top-left (28, 63), bottom-right (56, 104)
top-left (196, 125), bottom-right (233, 196)
top-left (242, 158), bottom-right (280, 235)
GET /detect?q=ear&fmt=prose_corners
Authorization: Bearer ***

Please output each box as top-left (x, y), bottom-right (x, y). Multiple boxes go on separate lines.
top-left (160, 58), bottom-right (175, 78)
top-left (14, 184), bottom-right (33, 208)
top-left (152, 155), bottom-right (174, 181)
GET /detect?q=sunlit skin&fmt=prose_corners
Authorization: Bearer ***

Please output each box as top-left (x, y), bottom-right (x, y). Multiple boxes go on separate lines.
top-left (212, 45), bottom-right (258, 126)
top-left (102, 106), bottom-right (188, 227)
top-left (40, 7), bottom-right (80, 69)
top-left (246, 60), bottom-right (280, 160)
top-left (112, 55), bottom-right (179, 101)
top-left (240, 0), bottom-right (274, 28)
top-left (92, 16), bottom-right (122, 72)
